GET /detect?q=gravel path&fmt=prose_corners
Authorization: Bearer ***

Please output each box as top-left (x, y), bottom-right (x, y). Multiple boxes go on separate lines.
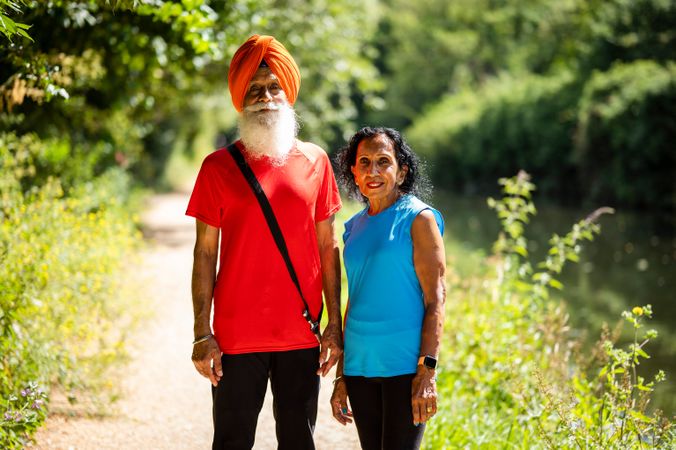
top-left (32, 192), bottom-right (360, 450)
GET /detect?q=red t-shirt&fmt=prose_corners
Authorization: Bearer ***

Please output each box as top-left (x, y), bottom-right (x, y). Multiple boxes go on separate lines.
top-left (186, 140), bottom-right (342, 354)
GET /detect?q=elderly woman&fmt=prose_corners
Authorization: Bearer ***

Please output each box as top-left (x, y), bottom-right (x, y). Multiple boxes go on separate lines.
top-left (330, 127), bottom-right (446, 450)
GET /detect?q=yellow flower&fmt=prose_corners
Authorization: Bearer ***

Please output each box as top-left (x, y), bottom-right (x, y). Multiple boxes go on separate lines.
top-left (632, 306), bottom-right (643, 316)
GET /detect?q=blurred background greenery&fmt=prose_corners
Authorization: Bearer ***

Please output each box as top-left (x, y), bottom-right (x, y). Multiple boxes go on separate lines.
top-left (1, 0), bottom-right (674, 447)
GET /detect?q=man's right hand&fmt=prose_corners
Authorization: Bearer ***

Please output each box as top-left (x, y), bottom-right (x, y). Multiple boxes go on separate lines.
top-left (191, 336), bottom-right (223, 387)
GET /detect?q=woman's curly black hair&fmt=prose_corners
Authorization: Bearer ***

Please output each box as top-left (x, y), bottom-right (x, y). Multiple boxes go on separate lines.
top-left (335, 127), bottom-right (431, 203)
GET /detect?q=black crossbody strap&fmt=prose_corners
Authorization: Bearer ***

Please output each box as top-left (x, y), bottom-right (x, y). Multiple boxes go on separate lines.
top-left (226, 143), bottom-right (322, 342)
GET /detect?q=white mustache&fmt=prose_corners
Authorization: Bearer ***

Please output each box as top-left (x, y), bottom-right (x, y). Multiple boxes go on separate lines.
top-left (244, 102), bottom-right (283, 112)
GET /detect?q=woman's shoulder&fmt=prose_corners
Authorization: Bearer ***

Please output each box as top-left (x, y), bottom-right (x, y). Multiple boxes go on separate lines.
top-left (343, 207), bottom-right (367, 241)
top-left (397, 195), bottom-right (436, 215)
top-left (400, 195), bottom-right (445, 235)
top-left (345, 207), bottom-right (367, 228)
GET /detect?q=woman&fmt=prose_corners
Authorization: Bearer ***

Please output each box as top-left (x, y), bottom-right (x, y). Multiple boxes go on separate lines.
top-left (331, 127), bottom-right (446, 450)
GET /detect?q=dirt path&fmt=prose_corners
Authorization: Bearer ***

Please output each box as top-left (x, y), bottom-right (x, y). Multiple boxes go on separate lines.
top-left (33, 192), bottom-right (360, 450)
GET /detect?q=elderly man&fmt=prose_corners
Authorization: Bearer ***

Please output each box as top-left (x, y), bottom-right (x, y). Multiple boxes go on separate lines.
top-left (185, 35), bottom-right (343, 449)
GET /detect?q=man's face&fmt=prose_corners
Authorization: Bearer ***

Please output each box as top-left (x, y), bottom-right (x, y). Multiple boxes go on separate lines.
top-left (243, 67), bottom-right (288, 108)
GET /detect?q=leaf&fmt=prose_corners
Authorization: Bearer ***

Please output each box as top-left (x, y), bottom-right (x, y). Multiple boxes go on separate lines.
top-left (566, 253), bottom-right (580, 263)
top-left (634, 348), bottom-right (650, 359)
top-left (514, 245), bottom-right (528, 257)
top-left (548, 278), bottom-right (564, 290)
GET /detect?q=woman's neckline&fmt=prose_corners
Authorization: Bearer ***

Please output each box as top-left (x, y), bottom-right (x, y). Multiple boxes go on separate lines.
top-left (365, 193), bottom-right (409, 217)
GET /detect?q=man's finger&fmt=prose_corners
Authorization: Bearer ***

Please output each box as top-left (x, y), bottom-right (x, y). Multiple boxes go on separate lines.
top-left (319, 354), bottom-right (338, 376)
top-left (213, 352), bottom-right (223, 378)
top-left (317, 346), bottom-right (329, 375)
top-left (195, 360), bottom-right (213, 383)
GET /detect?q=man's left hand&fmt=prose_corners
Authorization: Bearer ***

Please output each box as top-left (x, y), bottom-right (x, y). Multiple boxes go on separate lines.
top-left (317, 322), bottom-right (343, 376)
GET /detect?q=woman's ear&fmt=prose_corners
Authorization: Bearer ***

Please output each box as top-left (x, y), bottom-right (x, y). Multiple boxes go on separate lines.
top-left (398, 164), bottom-right (409, 185)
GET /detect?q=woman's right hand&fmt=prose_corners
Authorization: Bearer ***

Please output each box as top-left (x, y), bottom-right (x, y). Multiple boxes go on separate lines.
top-left (330, 378), bottom-right (353, 425)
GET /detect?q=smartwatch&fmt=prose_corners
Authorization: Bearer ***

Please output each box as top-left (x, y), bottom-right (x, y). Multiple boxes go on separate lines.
top-left (418, 355), bottom-right (437, 370)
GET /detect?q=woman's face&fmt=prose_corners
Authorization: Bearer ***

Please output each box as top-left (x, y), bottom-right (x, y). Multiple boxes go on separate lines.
top-left (351, 134), bottom-right (408, 203)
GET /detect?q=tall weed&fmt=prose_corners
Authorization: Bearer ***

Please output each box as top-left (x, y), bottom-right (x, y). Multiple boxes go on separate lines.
top-left (426, 172), bottom-right (674, 448)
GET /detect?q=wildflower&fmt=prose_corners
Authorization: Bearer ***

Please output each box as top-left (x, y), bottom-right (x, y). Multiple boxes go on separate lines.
top-left (32, 399), bottom-right (44, 410)
top-left (20, 389), bottom-right (27, 397)
top-left (632, 306), bottom-right (643, 316)
top-left (4, 411), bottom-right (12, 421)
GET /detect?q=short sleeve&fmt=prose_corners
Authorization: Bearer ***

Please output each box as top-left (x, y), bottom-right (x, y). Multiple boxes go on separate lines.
top-left (426, 207), bottom-right (445, 236)
top-left (185, 157), bottom-right (222, 228)
top-left (314, 152), bottom-right (342, 222)
top-left (405, 196), bottom-right (444, 237)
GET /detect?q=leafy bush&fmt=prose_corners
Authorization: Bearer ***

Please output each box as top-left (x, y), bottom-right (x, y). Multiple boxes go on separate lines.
top-left (425, 172), bottom-right (674, 448)
top-left (407, 73), bottom-right (580, 200)
top-left (0, 132), bottom-right (142, 448)
top-left (574, 60), bottom-right (676, 210)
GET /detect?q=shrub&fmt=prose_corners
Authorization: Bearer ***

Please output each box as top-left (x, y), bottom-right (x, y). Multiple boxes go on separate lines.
top-left (574, 60), bottom-right (676, 210)
top-left (406, 73), bottom-right (579, 200)
top-left (425, 172), bottom-right (674, 448)
top-left (0, 132), bottom-right (142, 448)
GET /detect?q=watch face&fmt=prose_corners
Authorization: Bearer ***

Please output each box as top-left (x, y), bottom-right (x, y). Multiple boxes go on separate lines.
top-left (424, 355), bottom-right (437, 369)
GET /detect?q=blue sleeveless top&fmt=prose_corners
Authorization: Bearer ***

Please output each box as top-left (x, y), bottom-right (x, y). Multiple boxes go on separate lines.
top-left (342, 195), bottom-right (444, 377)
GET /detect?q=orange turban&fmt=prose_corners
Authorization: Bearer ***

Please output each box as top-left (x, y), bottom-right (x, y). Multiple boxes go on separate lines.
top-left (228, 35), bottom-right (301, 112)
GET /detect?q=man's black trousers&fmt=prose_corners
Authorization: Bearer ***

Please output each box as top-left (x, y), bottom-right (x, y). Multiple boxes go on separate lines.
top-left (211, 347), bottom-right (320, 450)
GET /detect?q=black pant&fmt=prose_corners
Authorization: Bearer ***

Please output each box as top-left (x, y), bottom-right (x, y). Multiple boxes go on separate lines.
top-left (345, 374), bottom-right (425, 450)
top-left (211, 347), bottom-right (320, 450)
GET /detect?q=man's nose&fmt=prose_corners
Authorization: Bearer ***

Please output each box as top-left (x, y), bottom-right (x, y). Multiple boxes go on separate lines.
top-left (258, 88), bottom-right (273, 102)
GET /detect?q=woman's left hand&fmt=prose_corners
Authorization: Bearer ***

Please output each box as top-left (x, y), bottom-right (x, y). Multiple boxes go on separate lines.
top-left (411, 365), bottom-right (437, 425)
top-left (330, 378), bottom-right (353, 425)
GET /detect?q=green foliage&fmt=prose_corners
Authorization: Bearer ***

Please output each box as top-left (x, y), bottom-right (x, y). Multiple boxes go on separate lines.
top-left (574, 60), bottom-right (676, 209)
top-left (0, 132), bottom-right (142, 448)
top-left (0, 0), bottom-right (32, 42)
top-left (407, 73), bottom-right (579, 199)
top-left (425, 172), bottom-right (673, 448)
top-left (369, 0), bottom-right (589, 128)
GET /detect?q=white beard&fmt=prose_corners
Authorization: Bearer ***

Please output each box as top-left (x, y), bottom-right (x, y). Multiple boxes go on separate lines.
top-left (238, 101), bottom-right (299, 166)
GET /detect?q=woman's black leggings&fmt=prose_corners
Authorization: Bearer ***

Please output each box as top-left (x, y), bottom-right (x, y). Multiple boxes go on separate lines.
top-left (344, 374), bottom-right (425, 450)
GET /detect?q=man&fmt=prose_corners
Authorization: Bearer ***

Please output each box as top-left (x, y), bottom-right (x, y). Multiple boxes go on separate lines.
top-left (185, 34), bottom-right (343, 449)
